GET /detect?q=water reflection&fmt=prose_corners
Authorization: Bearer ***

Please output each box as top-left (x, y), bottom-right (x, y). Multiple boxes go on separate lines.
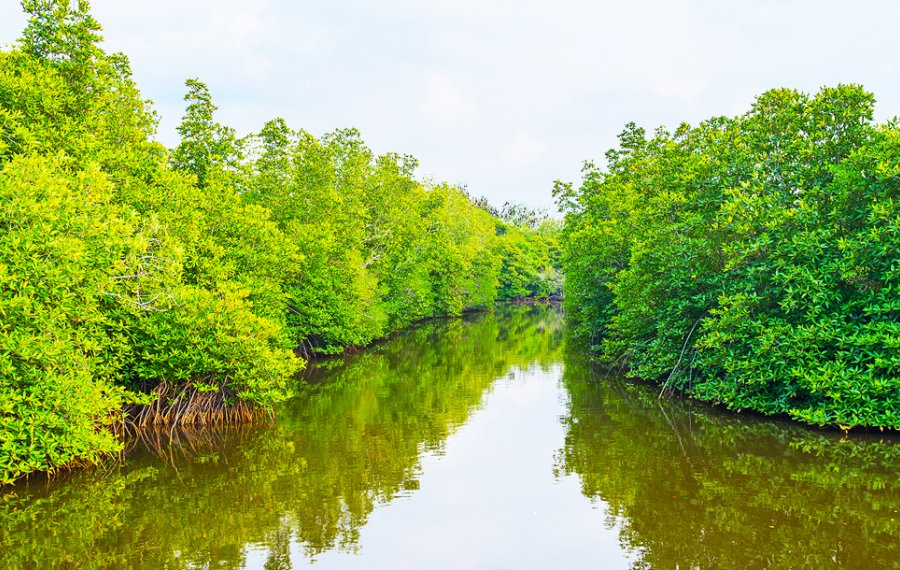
top-left (1, 305), bottom-right (564, 569)
top-left (557, 347), bottom-right (900, 569)
top-left (3, 307), bottom-right (898, 569)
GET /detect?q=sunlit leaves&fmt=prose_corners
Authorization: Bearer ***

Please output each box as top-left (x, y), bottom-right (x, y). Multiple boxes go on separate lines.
top-left (0, 0), bottom-right (552, 484)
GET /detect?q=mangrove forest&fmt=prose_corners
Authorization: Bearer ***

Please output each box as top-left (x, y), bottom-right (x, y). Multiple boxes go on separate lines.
top-left (0, 1), bottom-right (560, 484)
top-left (1, 1), bottom-right (899, 568)
top-left (557, 84), bottom-right (899, 430)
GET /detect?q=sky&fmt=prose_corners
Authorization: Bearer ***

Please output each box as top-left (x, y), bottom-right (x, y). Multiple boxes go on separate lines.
top-left (2, 0), bottom-right (899, 212)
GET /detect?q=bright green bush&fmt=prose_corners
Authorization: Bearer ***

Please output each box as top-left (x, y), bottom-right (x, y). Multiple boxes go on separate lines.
top-left (495, 216), bottom-right (563, 300)
top-left (1, 0), bottom-right (547, 481)
top-left (125, 284), bottom-right (300, 407)
top-left (0, 156), bottom-right (134, 483)
top-left (1, 2), bottom-right (304, 479)
top-left (242, 122), bottom-right (506, 353)
top-left (559, 85), bottom-right (900, 429)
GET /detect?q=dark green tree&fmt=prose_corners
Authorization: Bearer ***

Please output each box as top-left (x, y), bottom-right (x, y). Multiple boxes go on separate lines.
top-left (559, 85), bottom-right (900, 429)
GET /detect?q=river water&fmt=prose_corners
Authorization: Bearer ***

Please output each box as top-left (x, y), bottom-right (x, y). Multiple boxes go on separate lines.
top-left (2, 305), bottom-right (898, 569)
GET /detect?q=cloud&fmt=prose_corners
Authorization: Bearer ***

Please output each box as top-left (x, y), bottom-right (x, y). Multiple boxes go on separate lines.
top-left (210, 4), bottom-right (270, 45)
top-left (653, 78), bottom-right (710, 104)
top-left (418, 72), bottom-right (478, 129)
top-left (2, 0), bottom-right (900, 213)
top-left (503, 131), bottom-right (547, 165)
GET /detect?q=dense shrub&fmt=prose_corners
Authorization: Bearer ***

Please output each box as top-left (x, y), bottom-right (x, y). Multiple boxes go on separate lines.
top-left (0, 156), bottom-right (135, 481)
top-left (0, 1), bottom-right (551, 482)
top-left (240, 121), bottom-right (542, 353)
top-left (494, 208), bottom-right (563, 300)
top-left (559, 85), bottom-right (900, 429)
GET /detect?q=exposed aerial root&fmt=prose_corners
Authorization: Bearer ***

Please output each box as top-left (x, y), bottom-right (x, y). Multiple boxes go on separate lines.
top-left (119, 382), bottom-right (272, 436)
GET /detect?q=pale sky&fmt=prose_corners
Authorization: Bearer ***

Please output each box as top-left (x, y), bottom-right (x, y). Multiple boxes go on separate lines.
top-left (2, 1), bottom-right (899, 211)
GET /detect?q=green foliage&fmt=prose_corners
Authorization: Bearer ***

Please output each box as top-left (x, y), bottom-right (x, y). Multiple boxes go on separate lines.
top-left (1, 0), bottom-right (303, 481)
top-left (241, 122), bottom-right (508, 353)
top-left (1, 0), bottom-right (549, 482)
top-left (0, 156), bottom-right (133, 483)
top-left (20, 1), bottom-right (101, 63)
top-left (170, 78), bottom-right (240, 188)
top-left (0, 306), bottom-right (564, 567)
top-left (559, 85), bottom-right (900, 429)
top-left (495, 214), bottom-right (563, 300)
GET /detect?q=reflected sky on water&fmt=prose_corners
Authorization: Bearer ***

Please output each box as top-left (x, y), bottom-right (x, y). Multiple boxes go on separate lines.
top-left (3, 305), bottom-right (898, 569)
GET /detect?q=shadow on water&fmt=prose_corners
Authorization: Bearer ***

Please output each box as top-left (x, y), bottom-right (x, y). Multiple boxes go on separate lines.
top-left (0, 305), bottom-right (564, 569)
top-left (556, 344), bottom-right (900, 569)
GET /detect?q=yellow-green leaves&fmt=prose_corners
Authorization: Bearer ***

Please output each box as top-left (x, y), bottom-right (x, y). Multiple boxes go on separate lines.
top-left (0, 155), bottom-right (135, 483)
top-left (0, 0), bottom-right (555, 484)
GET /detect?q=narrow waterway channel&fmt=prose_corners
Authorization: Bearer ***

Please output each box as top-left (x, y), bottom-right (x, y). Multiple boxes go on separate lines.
top-left (2, 305), bottom-right (898, 568)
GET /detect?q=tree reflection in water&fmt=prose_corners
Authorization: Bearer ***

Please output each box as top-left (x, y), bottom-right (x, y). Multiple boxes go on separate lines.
top-left (557, 345), bottom-right (900, 569)
top-left (4, 305), bottom-right (897, 569)
top-left (1, 305), bottom-right (563, 569)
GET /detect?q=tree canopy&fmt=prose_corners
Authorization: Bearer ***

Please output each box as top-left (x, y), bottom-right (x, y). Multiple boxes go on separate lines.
top-left (0, 1), bottom-right (554, 483)
top-left (558, 85), bottom-right (900, 429)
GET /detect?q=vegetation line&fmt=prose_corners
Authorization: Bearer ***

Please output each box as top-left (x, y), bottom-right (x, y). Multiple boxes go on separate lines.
top-left (0, 1), bottom-right (561, 484)
top-left (558, 84), bottom-right (900, 430)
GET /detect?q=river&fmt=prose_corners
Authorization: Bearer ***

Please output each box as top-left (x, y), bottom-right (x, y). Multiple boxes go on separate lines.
top-left (2, 305), bottom-right (898, 568)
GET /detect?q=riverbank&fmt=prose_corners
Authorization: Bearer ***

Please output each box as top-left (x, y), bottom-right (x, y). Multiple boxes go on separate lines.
top-left (4, 305), bottom-right (898, 569)
top-left (0, 1), bottom-right (562, 485)
top-left (558, 85), bottom-right (900, 431)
